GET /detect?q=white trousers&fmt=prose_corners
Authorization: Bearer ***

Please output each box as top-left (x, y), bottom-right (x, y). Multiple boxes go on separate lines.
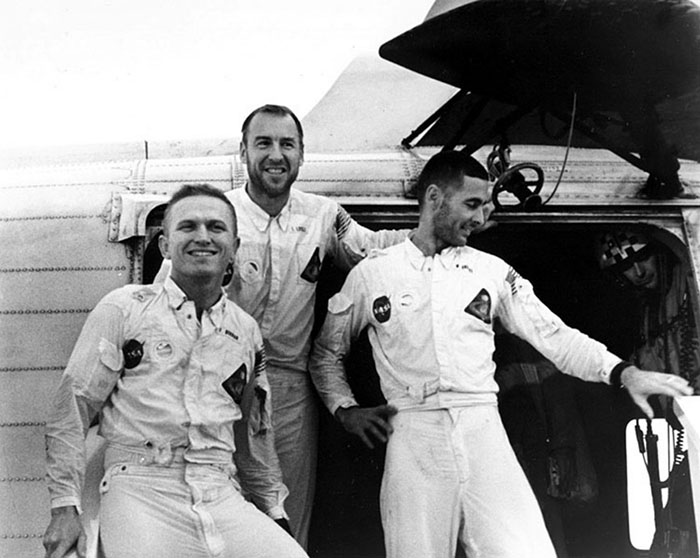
top-left (267, 368), bottom-right (319, 549)
top-left (381, 405), bottom-right (557, 558)
top-left (98, 453), bottom-right (307, 558)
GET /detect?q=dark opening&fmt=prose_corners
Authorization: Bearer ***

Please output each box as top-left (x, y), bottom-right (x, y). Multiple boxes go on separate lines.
top-left (308, 221), bottom-right (688, 558)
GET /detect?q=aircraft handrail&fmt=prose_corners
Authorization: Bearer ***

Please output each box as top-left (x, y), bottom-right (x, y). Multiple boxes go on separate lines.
top-left (673, 395), bottom-right (700, 557)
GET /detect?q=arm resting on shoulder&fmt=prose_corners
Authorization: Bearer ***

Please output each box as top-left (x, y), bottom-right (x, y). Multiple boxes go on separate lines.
top-left (332, 205), bottom-right (410, 270)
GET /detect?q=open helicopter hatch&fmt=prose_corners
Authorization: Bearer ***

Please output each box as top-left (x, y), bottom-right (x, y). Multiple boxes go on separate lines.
top-left (379, 0), bottom-right (700, 200)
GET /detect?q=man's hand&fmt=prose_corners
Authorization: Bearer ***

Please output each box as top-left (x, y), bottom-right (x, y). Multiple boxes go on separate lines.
top-left (43, 506), bottom-right (85, 558)
top-left (335, 404), bottom-right (398, 449)
top-left (621, 366), bottom-right (694, 418)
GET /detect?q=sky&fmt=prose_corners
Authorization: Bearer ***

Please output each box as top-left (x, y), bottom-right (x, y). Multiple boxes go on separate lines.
top-left (0, 0), bottom-right (434, 149)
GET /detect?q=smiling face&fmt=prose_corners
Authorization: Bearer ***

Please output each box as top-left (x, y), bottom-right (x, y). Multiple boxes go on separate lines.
top-left (159, 195), bottom-right (238, 287)
top-left (240, 112), bottom-right (304, 204)
top-left (432, 175), bottom-right (489, 250)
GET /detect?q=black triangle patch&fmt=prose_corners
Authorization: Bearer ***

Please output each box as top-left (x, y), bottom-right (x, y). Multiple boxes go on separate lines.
top-left (301, 247), bottom-right (321, 283)
top-left (464, 288), bottom-right (492, 324)
top-left (222, 364), bottom-right (247, 404)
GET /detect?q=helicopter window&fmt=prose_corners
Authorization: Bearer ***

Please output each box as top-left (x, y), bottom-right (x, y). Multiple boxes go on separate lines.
top-left (142, 206), bottom-right (165, 284)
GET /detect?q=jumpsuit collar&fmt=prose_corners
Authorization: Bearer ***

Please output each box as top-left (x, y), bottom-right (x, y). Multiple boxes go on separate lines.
top-left (241, 184), bottom-right (292, 233)
top-left (163, 275), bottom-right (228, 326)
top-left (405, 238), bottom-right (462, 271)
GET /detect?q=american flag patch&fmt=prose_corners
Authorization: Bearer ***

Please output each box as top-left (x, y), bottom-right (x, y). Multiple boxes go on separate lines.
top-left (505, 267), bottom-right (521, 296)
top-left (254, 348), bottom-right (267, 378)
top-left (335, 206), bottom-right (352, 240)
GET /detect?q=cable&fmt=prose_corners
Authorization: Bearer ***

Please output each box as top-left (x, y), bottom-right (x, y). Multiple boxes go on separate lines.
top-left (542, 91), bottom-right (577, 206)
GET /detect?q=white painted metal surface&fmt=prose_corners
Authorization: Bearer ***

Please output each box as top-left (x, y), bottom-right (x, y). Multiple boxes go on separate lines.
top-left (2, 146), bottom-right (700, 556)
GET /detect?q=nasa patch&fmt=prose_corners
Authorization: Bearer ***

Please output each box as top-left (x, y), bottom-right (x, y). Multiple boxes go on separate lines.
top-left (373, 296), bottom-right (391, 323)
top-left (300, 247), bottom-right (321, 283)
top-left (222, 364), bottom-right (247, 404)
top-left (464, 289), bottom-right (492, 324)
top-left (122, 339), bottom-right (144, 369)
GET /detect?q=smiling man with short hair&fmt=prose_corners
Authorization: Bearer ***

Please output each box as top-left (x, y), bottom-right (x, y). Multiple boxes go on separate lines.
top-left (155, 104), bottom-right (408, 547)
top-left (43, 184), bottom-right (307, 558)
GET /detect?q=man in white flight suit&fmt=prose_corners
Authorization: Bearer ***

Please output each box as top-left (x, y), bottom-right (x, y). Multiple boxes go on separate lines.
top-left (43, 185), bottom-right (307, 558)
top-left (157, 104), bottom-right (406, 547)
top-left (309, 150), bottom-right (694, 558)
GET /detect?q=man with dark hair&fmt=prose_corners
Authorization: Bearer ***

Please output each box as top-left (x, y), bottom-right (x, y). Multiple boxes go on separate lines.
top-left (413, 147), bottom-right (489, 205)
top-left (240, 104), bottom-right (304, 148)
top-left (309, 150), bottom-right (692, 558)
top-left (43, 184), bottom-right (307, 558)
top-left (156, 105), bottom-right (406, 547)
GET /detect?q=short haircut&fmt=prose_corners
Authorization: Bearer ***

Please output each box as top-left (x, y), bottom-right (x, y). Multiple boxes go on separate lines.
top-left (162, 184), bottom-right (237, 236)
top-left (414, 150), bottom-right (489, 207)
top-left (240, 104), bottom-right (304, 148)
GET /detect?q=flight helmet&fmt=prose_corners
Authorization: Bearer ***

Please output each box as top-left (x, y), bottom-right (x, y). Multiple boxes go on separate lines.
top-left (596, 230), bottom-right (652, 271)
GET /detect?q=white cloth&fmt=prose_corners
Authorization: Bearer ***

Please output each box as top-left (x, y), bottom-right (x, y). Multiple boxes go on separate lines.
top-left (266, 368), bottom-right (318, 548)
top-left (381, 407), bottom-right (556, 558)
top-left (45, 277), bottom-right (287, 519)
top-left (310, 238), bottom-right (627, 558)
top-left (228, 186), bottom-right (406, 545)
top-left (227, 186), bottom-right (406, 373)
top-left (310, 238), bottom-right (622, 415)
top-left (154, 186), bottom-right (407, 546)
top-left (98, 445), bottom-right (307, 558)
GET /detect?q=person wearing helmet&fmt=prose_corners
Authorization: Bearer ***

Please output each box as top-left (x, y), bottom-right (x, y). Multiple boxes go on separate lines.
top-left (596, 229), bottom-right (700, 385)
top-left (597, 228), bottom-right (700, 557)
top-left (597, 230), bottom-right (659, 290)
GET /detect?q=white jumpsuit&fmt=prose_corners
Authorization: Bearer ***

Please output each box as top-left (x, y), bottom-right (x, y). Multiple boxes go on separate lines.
top-left (224, 187), bottom-right (405, 547)
top-left (159, 186), bottom-right (406, 546)
top-left (45, 278), bottom-right (307, 558)
top-left (310, 239), bottom-right (624, 558)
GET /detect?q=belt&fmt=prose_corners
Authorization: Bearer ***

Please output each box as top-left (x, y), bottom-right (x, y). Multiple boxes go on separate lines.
top-left (104, 441), bottom-right (233, 468)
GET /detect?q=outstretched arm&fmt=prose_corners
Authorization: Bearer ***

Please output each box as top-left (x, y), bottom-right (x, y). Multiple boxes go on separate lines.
top-left (620, 365), bottom-right (694, 417)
